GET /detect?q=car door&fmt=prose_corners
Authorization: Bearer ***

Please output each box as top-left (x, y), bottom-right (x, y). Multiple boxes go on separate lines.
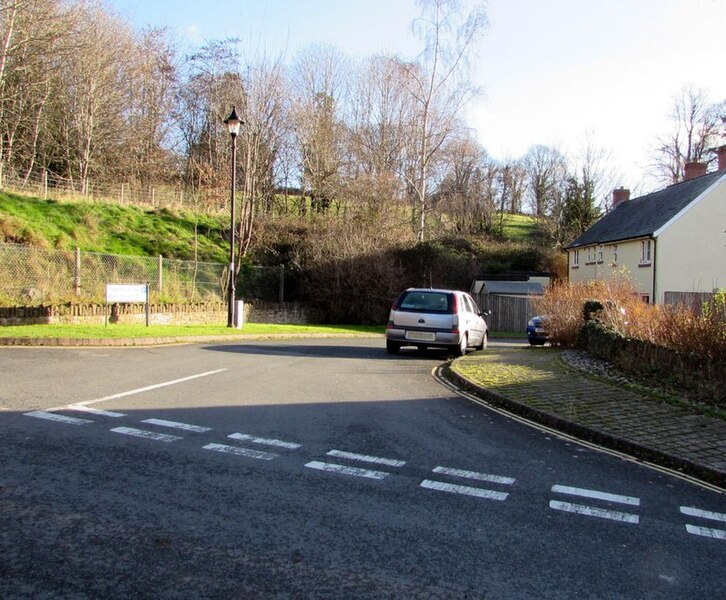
top-left (463, 293), bottom-right (485, 344)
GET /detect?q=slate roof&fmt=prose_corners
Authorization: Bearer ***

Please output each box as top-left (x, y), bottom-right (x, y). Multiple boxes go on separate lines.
top-left (567, 171), bottom-right (725, 249)
top-left (478, 281), bottom-right (544, 296)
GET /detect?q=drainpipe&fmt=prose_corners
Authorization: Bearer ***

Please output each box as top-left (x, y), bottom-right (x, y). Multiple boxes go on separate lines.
top-left (651, 237), bottom-right (657, 304)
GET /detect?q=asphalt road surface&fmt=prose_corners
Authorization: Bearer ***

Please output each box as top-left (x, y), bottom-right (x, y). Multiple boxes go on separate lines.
top-left (1, 338), bottom-right (724, 599)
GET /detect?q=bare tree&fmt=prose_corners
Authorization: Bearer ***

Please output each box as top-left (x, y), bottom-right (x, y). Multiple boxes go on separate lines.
top-left (651, 85), bottom-right (725, 183)
top-left (122, 27), bottom-right (179, 187)
top-left (573, 131), bottom-right (618, 212)
top-left (403, 0), bottom-right (488, 241)
top-left (494, 161), bottom-right (526, 235)
top-left (522, 145), bottom-right (568, 218)
top-left (436, 133), bottom-right (496, 234)
top-left (235, 54), bottom-right (288, 257)
top-left (177, 39), bottom-right (243, 202)
top-left (290, 44), bottom-right (347, 215)
top-left (346, 54), bottom-right (412, 217)
top-left (46, 4), bottom-right (137, 192)
top-left (0, 0), bottom-right (80, 179)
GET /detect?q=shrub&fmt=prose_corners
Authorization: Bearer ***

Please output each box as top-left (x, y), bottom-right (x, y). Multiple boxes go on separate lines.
top-left (532, 279), bottom-right (726, 359)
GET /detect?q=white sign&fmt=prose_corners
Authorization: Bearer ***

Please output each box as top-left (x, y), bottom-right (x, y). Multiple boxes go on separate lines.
top-left (106, 283), bottom-right (148, 303)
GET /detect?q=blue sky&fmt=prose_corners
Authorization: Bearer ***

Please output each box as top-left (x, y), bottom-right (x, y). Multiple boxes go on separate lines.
top-left (107, 0), bottom-right (726, 194)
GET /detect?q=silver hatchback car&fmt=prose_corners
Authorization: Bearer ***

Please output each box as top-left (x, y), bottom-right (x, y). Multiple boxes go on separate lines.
top-left (385, 288), bottom-right (488, 355)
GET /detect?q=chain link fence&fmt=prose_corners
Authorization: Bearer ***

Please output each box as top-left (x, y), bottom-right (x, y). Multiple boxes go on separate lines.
top-left (0, 243), bottom-right (288, 307)
top-left (0, 243), bottom-right (226, 305)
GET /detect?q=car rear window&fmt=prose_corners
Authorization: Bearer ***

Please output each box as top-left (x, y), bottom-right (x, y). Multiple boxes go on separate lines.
top-left (396, 291), bottom-right (453, 314)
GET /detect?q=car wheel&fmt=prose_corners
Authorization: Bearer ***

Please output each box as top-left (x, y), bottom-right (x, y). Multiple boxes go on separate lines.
top-left (386, 340), bottom-right (401, 354)
top-left (475, 331), bottom-right (488, 351)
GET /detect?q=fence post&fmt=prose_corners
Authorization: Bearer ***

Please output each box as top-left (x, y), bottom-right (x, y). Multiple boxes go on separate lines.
top-left (42, 170), bottom-right (48, 198)
top-left (120, 183), bottom-right (124, 204)
top-left (279, 265), bottom-right (285, 302)
top-left (74, 247), bottom-right (81, 296)
top-left (158, 255), bottom-right (163, 292)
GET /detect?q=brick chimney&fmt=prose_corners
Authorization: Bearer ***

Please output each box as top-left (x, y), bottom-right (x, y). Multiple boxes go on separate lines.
top-left (612, 187), bottom-right (630, 207)
top-left (684, 162), bottom-right (707, 181)
top-left (717, 145), bottom-right (726, 172)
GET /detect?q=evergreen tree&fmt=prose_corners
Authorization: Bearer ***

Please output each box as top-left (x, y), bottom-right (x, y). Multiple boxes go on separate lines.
top-left (560, 176), bottom-right (600, 245)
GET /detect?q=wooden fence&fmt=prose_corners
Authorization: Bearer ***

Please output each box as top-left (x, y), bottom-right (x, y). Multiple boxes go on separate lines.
top-left (476, 295), bottom-right (536, 333)
top-left (663, 291), bottom-right (716, 311)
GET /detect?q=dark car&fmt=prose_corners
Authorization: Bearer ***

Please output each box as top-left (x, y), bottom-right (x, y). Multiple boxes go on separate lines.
top-left (526, 315), bottom-right (548, 345)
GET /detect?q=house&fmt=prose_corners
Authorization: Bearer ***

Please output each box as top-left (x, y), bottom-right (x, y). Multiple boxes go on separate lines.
top-left (566, 147), bottom-right (726, 304)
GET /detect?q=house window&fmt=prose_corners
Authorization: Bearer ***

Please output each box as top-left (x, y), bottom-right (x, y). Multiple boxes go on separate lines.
top-left (640, 294), bottom-right (650, 303)
top-left (612, 245), bottom-right (618, 265)
top-left (640, 240), bottom-right (652, 265)
top-left (597, 245), bottom-right (604, 263)
top-left (572, 249), bottom-right (579, 268)
top-left (586, 246), bottom-right (595, 264)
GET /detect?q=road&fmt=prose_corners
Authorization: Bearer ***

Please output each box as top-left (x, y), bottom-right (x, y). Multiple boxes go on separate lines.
top-left (1, 338), bottom-right (724, 598)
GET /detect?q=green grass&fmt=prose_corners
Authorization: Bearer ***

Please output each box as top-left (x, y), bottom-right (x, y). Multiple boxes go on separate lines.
top-left (499, 213), bottom-right (539, 242)
top-left (0, 191), bottom-right (228, 262)
top-left (0, 322), bottom-right (385, 339)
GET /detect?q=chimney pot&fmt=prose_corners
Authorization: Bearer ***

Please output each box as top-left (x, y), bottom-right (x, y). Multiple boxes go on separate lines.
top-left (717, 145), bottom-right (726, 172)
top-left (612, 187), bottom-right (630, 207)
top-left (684, 162), bottom-right (707, 181)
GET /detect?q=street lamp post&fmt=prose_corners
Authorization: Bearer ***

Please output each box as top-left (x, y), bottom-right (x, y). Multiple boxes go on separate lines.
top-left (224, 106), bottom-right (242, 327)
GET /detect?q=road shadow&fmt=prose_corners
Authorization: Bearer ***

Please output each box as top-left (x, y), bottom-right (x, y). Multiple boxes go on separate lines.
top-left (200, 342), bottom-right (455, 361)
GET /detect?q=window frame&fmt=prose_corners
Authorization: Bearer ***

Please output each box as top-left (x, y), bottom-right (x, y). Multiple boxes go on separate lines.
top-left (639, 239), bottom-right (652, 266)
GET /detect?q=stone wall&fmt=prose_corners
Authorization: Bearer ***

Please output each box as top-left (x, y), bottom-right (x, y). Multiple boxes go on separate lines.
top-left (0, 301), bottom-right (310, 326)
top-left (578, 320), bottom-right (726, 409)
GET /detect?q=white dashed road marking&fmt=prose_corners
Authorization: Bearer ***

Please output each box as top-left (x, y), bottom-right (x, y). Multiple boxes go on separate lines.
top-left (111, 427), bottom-right (182, 443)
top-left (549, 484), bottom-right (640, 524)
top-left (304, 461), bottom-right (389, 480)
top-left (142, 418), bottom-right (212, 433)
top-left (420, 479), bottom-right (509, 501)
top-left (24, 411), bottom-right (92, 426)
top-left (432, 466), bottom-right (516, 486)
top-left (680, 506), bottom-right (726, 540)
top-left (420, 466), bottom-right (514, 501)
top-left (551, 484), bottom-right (640, 506)
top-left (326, 449), bottom-right (406, 467)
top-left (549, 500), bottom-right (640, 524)
top-left (228, 433), bottom-right (301, 449)
top-left (67, 405), bottom-right (126, 418)
top-left (680, 506), bottom-right (726, 522)
top-left (203, 443), bottom-right (277, 461)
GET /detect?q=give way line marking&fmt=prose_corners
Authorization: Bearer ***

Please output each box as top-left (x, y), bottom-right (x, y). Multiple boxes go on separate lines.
top-left (48, 368), bottom-right (228, 412)
top-left (549, 484), bottom-right (641, 524)
top-left (680, 506), bottom-right (726, 540)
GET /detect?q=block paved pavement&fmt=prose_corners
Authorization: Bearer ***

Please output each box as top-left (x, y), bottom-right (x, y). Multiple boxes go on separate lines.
top-left (447, 347), bottom-right (726, 490)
